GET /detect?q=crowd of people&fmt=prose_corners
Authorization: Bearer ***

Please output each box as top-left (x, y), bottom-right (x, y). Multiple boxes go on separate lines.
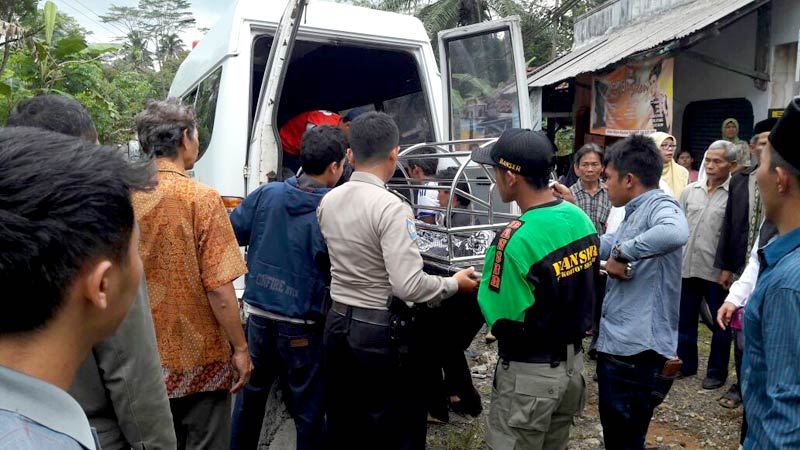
top-left (0, 91), bottom-right (798, 450)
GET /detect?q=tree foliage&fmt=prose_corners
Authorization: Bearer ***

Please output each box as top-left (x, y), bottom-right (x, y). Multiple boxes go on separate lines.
top-left (0, 1), bottom-right (187, 144)
top-left (356, 0), bottom-right (610, 66)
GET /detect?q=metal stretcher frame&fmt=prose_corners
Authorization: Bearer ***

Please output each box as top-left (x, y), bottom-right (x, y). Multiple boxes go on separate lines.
top-left (388, 138), bottom-right (514, 272)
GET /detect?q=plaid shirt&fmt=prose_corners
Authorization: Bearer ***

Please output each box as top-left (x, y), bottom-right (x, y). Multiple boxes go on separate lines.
top-left (570, 179), bottom-right (611, 235)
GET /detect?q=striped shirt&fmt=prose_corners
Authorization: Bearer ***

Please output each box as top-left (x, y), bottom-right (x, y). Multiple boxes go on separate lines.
top-left (742, 226), bottom-right (800, 449)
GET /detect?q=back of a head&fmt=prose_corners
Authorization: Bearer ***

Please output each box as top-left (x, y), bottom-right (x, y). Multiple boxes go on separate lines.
top-left (300, 125), bottom-right (347, 176)
top-left (604, 134), bottom-right (663, 188)
top-left (136, 98), bottom-right (196, 158)
top-left (7, 95), bottom-right (98, 143)
top-left (348, 111), bottom-right (399, 165)
top-left (0, 127), bottom-right (154, 335)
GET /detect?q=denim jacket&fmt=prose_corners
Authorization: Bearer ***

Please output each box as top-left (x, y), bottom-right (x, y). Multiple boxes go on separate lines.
top-left (597, 189), bottom-right (689, 358)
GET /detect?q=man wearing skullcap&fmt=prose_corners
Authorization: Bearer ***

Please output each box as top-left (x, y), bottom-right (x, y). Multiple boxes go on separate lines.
top-left (740, 97), bottom-right (800, 449)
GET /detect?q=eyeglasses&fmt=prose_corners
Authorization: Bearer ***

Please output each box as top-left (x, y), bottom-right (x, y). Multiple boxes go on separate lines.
top-left (661, 144), bottom-right (677, 150)
top-left (579, 162), bottom-right (602, 168)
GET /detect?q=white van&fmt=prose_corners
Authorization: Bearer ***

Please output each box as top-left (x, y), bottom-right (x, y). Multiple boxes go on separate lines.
top-left (168, 0), bottom-right (533, 203)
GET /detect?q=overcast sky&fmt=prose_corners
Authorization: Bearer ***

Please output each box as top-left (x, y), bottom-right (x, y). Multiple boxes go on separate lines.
top-left (41, 0), bottom-right (230, 46)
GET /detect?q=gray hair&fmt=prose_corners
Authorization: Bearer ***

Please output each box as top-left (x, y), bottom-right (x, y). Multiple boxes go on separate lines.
top-left (750, 135), bottom-right (759, 146)
top-left (707, 140), bottom-right (737, 163)
top-left (135, 98), bottom-right (196, 158)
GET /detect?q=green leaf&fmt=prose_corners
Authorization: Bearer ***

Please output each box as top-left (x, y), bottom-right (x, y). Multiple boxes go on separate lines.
top-left (53, 36), bottom-right (88, 59)
top-left (0, 82), bottom-right (10, 96)
top-left (44, 1), bottom-right (57, 45)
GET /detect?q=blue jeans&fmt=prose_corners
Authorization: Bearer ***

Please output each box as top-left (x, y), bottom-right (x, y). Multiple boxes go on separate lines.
top-left (597, 352), bottom-right (674, 450)
top-left (677, 277), bottom-right (731, 380)
top-left (230, 315), bottom-right (325, 450)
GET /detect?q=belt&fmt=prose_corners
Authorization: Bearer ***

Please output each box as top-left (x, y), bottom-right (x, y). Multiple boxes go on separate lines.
top-left (600, 350), bottom-right (666, 367)
top-left (499, 340), bottom-right (583, 364)
top-left (331, 301), bottom-right (392, 326)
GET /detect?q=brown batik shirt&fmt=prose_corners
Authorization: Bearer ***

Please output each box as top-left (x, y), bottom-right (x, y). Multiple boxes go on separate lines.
top-left (133, 159), bottom-right (247, 398)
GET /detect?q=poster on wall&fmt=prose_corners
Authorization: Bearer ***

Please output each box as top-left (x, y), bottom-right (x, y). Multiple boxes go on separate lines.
top-left (590, 57), bottom-right (674, 136)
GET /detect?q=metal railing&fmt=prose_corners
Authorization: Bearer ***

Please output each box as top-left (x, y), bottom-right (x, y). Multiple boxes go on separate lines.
top-left (389, 137), bottom-right (512, 272)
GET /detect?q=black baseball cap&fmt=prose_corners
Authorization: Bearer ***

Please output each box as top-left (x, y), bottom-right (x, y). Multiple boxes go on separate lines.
top-left (471, 128), bottom-right (555, 177)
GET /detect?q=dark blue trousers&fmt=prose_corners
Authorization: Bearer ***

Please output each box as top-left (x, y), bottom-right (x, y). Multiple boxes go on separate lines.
top-left (597, 351), bottom-right (674, 450)
top-left (230, 314), bottom-right (325, 450)
top-left (677, 277), bottom-right (731, 380)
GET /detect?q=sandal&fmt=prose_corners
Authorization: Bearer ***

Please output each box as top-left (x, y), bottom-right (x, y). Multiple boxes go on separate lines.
top-left (718, 384), bottom-right (742, 409)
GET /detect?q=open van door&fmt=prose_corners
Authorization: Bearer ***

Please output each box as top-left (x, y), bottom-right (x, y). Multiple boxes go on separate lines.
top-left (247, 0), bottom-right (308, 192)
top-left (438, 17), bottom-right (532, 141)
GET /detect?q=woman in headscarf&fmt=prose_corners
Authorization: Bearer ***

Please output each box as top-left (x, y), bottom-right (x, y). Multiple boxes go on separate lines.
top-left (651, 131), bottom-right (688, 198)
top-left (722, 118), bottom-right (750, 172)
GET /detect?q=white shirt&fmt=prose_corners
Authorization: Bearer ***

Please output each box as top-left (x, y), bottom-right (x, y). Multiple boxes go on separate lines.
top-left (416, 181), bottom-right (439, 220)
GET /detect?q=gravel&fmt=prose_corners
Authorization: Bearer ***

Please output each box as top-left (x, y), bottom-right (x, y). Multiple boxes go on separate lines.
top-left (427, 326), bottom-right (743, 450)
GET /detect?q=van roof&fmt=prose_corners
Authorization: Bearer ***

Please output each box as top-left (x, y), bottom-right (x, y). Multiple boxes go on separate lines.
top-left (169, 0), bottom-right (431, 97)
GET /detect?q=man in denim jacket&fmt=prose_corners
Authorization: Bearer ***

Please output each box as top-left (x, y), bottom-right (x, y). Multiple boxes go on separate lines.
top-left (595, 135), bottom-right (689, 450)
top-left (229, 125), bottom-right (347, 450)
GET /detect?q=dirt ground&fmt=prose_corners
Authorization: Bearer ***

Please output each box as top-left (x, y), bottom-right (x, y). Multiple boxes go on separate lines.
top-left (427, 325), bottom-right (742, 450)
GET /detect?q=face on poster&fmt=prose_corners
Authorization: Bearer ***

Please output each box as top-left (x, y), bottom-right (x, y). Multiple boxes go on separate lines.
top-left (590, 58), bottom-right (674, 136)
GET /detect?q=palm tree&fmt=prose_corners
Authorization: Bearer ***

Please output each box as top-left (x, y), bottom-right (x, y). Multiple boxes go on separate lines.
top-left (122, 29), bottom-right (151, 70)
top-left (158, 33), bottom-right (183, 62)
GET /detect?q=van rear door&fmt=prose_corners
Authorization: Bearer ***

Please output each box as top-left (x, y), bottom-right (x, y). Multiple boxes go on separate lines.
top-left (247, 0), bottom-right (308, 192)
top-left (438, 17), bottom-right (532, 141)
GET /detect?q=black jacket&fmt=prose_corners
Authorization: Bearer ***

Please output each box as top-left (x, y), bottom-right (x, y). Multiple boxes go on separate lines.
top-left (715, 166), bottom-right (756, 274)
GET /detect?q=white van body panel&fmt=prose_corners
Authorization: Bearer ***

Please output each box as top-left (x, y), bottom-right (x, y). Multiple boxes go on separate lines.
top-left (168, 0), bottom-right (443, 198)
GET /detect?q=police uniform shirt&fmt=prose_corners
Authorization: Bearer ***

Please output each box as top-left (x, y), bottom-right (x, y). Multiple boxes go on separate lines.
top-left (317, 171), bottom-right (458, 310)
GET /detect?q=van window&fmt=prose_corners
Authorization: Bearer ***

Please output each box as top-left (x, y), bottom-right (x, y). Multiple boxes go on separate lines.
top-left (446, 30), bottom-right (519, 139)
top-left (195, 67), bottom-right (223, 160)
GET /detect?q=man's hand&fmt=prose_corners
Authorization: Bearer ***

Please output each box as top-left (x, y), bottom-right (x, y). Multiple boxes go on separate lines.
top-left (717, 270), bottom-right (733, 290)
top-left (551, 182), bottom-right (576, 204)
top-left (716, 301), bottom-right (738, 331)
top-left (454, 267), bottom-right (479, 293)
top-left (605, 257), bottom-right (631, 281)
top-left (229, 347), bottom-right (253, 394)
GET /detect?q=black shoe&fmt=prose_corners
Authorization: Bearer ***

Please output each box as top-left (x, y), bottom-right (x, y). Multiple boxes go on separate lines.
top-left (702, 377), bottom-right (725, 390)
top-left (675, 371), bottom-right (696, 380)
top-left (450, 388), bottom-right (482, 417)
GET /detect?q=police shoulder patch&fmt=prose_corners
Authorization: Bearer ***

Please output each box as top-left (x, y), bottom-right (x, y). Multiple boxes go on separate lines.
top-left (406, 216), bottom-right (418, 241)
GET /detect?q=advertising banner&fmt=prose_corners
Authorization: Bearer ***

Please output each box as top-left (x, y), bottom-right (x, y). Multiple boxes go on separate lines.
top-left (591, 57), bottom-right (674, 136)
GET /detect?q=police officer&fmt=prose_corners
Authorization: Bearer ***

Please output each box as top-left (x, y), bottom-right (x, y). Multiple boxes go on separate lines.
top-left (471, 129), bottom-right (600, 450)
top-left (317, 111), bottom-right (478, 450)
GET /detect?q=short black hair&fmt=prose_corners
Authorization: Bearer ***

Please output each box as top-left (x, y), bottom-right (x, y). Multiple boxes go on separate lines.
top-left (437, 167), bottom-right (471, 207)
top-left (770, 146), bottom-right (800, 183)
top-left (348, 111), bottom-right (399, 165)
top-left (408, 147), bottom-right (439, 176)
top-left (300, 125), bottom-right (347, 176)
top-left (573, 143), bottom-right (604, 166)
top-left (0, 127), bottom-right (154, 335)
top-left (136, 98), bottom-right (196, 158)
top-left (603, 135), bottom-right (662, 188)
top-left (7, 95), bottom-right (98, 143)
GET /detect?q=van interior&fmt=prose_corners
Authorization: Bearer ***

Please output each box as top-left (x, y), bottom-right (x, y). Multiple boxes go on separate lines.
top-left (251, 35), bottom-right (435, 146)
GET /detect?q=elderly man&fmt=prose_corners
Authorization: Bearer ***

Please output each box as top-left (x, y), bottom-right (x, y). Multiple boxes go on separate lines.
top-left (132, 99), bottom-right (252, 450)
top-left (677, 140), bottom-right (737, 389)
top-left (741, 97), bottom-right (800, 449)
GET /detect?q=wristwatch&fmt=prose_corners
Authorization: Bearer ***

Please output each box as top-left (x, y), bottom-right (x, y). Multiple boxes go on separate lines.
top-left (611, 244), bottom-right (631, 264)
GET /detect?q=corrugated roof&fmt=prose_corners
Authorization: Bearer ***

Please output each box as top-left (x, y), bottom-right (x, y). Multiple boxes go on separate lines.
top-left (528, 0), bottom-right (759, 88)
